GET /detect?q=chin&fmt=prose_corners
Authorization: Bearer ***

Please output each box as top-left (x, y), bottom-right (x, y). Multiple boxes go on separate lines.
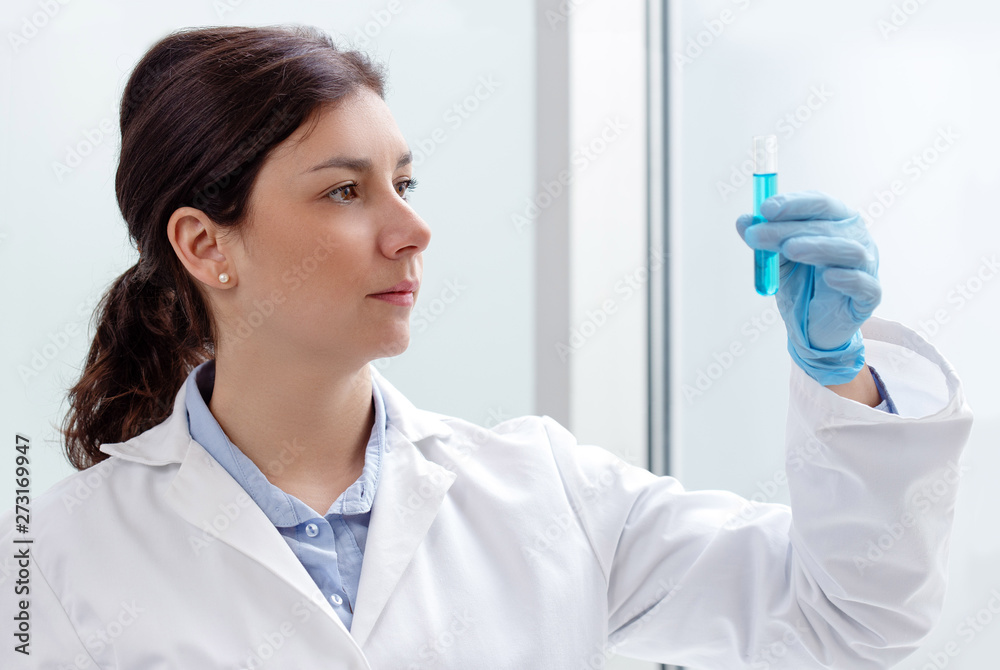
top-left (370, 335), bottom-right (410, 361)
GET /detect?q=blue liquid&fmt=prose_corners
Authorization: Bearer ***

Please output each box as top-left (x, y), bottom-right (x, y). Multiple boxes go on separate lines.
top-left (752, 172), bottom-right (779, 296)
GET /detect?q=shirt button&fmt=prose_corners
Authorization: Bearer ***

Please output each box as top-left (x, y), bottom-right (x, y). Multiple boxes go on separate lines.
top-left (305, 523), bottom-right (319, 538)
top-left (331, 593), bottom-right (343, 606)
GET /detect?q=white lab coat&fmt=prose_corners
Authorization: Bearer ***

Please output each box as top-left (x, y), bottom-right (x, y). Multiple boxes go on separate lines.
top-left (0, 316), bottom-right (973, 669)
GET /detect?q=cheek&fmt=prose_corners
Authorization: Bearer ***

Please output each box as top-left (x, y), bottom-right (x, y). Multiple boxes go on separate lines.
top-left (271, 234), bottom-right (339, 287)
top-left (272, 247), bottom-right (364, 314)
top-left (244, 218), bottom-right (370, 308)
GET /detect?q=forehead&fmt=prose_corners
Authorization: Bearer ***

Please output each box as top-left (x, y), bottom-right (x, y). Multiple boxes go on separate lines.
top-left (266, 88), bottom-right (406, 169)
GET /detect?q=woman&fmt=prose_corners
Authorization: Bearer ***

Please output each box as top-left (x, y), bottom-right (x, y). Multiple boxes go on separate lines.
top-left (1, 25), bottom-right (973, 669)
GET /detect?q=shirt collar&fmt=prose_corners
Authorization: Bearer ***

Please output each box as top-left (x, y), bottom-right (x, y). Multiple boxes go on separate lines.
top-left (183, 360), bottom-right (386, 526)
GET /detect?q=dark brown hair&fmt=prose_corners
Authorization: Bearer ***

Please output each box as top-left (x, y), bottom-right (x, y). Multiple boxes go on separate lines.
top-left (61, 25), bottom-right (388, 469)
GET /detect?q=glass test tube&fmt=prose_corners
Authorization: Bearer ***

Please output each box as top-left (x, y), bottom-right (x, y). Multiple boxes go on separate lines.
top-left (752, 135), bottom-right (779, 296)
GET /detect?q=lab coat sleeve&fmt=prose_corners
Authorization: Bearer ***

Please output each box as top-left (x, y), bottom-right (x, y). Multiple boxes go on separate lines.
top-left (541, 316), bottom-right (973, 669)
top-left (0, 511), bottom-right (101, 670)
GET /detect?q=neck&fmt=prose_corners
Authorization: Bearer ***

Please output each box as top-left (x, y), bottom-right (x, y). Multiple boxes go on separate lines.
top-left (207, 349), bottom-right (375, 508)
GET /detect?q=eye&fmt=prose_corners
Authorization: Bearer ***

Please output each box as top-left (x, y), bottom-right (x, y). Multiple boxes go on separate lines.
top-left (325, 183), bottom-right (359, 203)
top-left (325, 179), bottom-right (419, 204)
top-left (396, 178), bottom-right (419, 202)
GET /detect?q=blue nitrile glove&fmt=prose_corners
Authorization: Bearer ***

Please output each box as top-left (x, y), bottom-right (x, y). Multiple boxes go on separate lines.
top-left (735, 190), bottom-right (882, 386)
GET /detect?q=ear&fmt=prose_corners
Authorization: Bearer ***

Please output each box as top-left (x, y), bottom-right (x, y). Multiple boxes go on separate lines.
top-left (166, 206), bottom-right (236, 288)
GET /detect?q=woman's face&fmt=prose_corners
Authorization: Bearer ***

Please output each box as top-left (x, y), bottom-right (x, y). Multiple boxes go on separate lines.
top-left (218, 86), bottom-right (431, 368)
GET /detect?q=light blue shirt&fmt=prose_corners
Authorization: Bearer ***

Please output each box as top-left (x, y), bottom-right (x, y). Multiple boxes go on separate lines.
top-left (868, 364), bottom-right (898, 414)
top-left (183, 360), bottom-right (385, 631)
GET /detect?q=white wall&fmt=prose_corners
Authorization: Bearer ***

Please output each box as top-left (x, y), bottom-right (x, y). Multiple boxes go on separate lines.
top-left (0, 0), bottom-right (536, 497)
top-left (569, 4), bottom-right (649, 488)
top-left (569, 3), bottom-right (656, 668)
top-left (673, 1), bottom-right (1000, 668)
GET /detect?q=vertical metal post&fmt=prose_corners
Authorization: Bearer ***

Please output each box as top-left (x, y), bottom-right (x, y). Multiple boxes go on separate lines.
top-left (534, 0), bottom-right (572, 427)
top-left (648, 1), bottom-right (684, 669)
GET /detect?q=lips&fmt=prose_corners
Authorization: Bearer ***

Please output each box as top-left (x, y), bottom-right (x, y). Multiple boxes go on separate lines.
top-left (371, 279), bottom-right (419, 295)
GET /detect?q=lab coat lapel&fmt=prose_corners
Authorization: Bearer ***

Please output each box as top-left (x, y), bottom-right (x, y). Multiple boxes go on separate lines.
top-left (350, 367), bottom-right (458, 648)
top-left (349, 424), bottom-right (456, 647)
top-left (100, 378), bottom-right (354, 645)
top-left (163, 439), bottom-right (349, 630)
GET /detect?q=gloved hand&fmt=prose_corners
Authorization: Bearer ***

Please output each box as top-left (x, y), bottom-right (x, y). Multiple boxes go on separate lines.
top-left (735, 190), bottom-right (882, 386)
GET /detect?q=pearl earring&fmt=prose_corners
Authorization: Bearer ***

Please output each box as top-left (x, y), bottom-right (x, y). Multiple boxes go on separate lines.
top-left (219, 273), bottom-right (230, 284)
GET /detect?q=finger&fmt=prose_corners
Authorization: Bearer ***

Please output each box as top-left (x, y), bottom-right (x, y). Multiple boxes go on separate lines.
top-left (760, 190), bottom-right (856, 222)
top-left (779, 237), bottom-right (873, 270)
top-left (735, 213), bottom-right (754, 242)
top-left (744, 217), bottom-right (864, 247)
top-left (821, 268), bottom-right (882, 316)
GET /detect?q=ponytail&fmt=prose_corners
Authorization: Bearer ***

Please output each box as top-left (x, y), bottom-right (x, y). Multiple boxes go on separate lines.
top-left (61, 261), bottom-right (213, 469)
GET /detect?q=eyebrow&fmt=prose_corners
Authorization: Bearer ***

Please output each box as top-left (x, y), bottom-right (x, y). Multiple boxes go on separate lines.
top-left (305, 151), bottom-right (413, 174)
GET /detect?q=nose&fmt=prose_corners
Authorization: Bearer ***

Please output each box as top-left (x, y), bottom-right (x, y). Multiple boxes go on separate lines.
top-left (378, 187), bottom-right (432, 259)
